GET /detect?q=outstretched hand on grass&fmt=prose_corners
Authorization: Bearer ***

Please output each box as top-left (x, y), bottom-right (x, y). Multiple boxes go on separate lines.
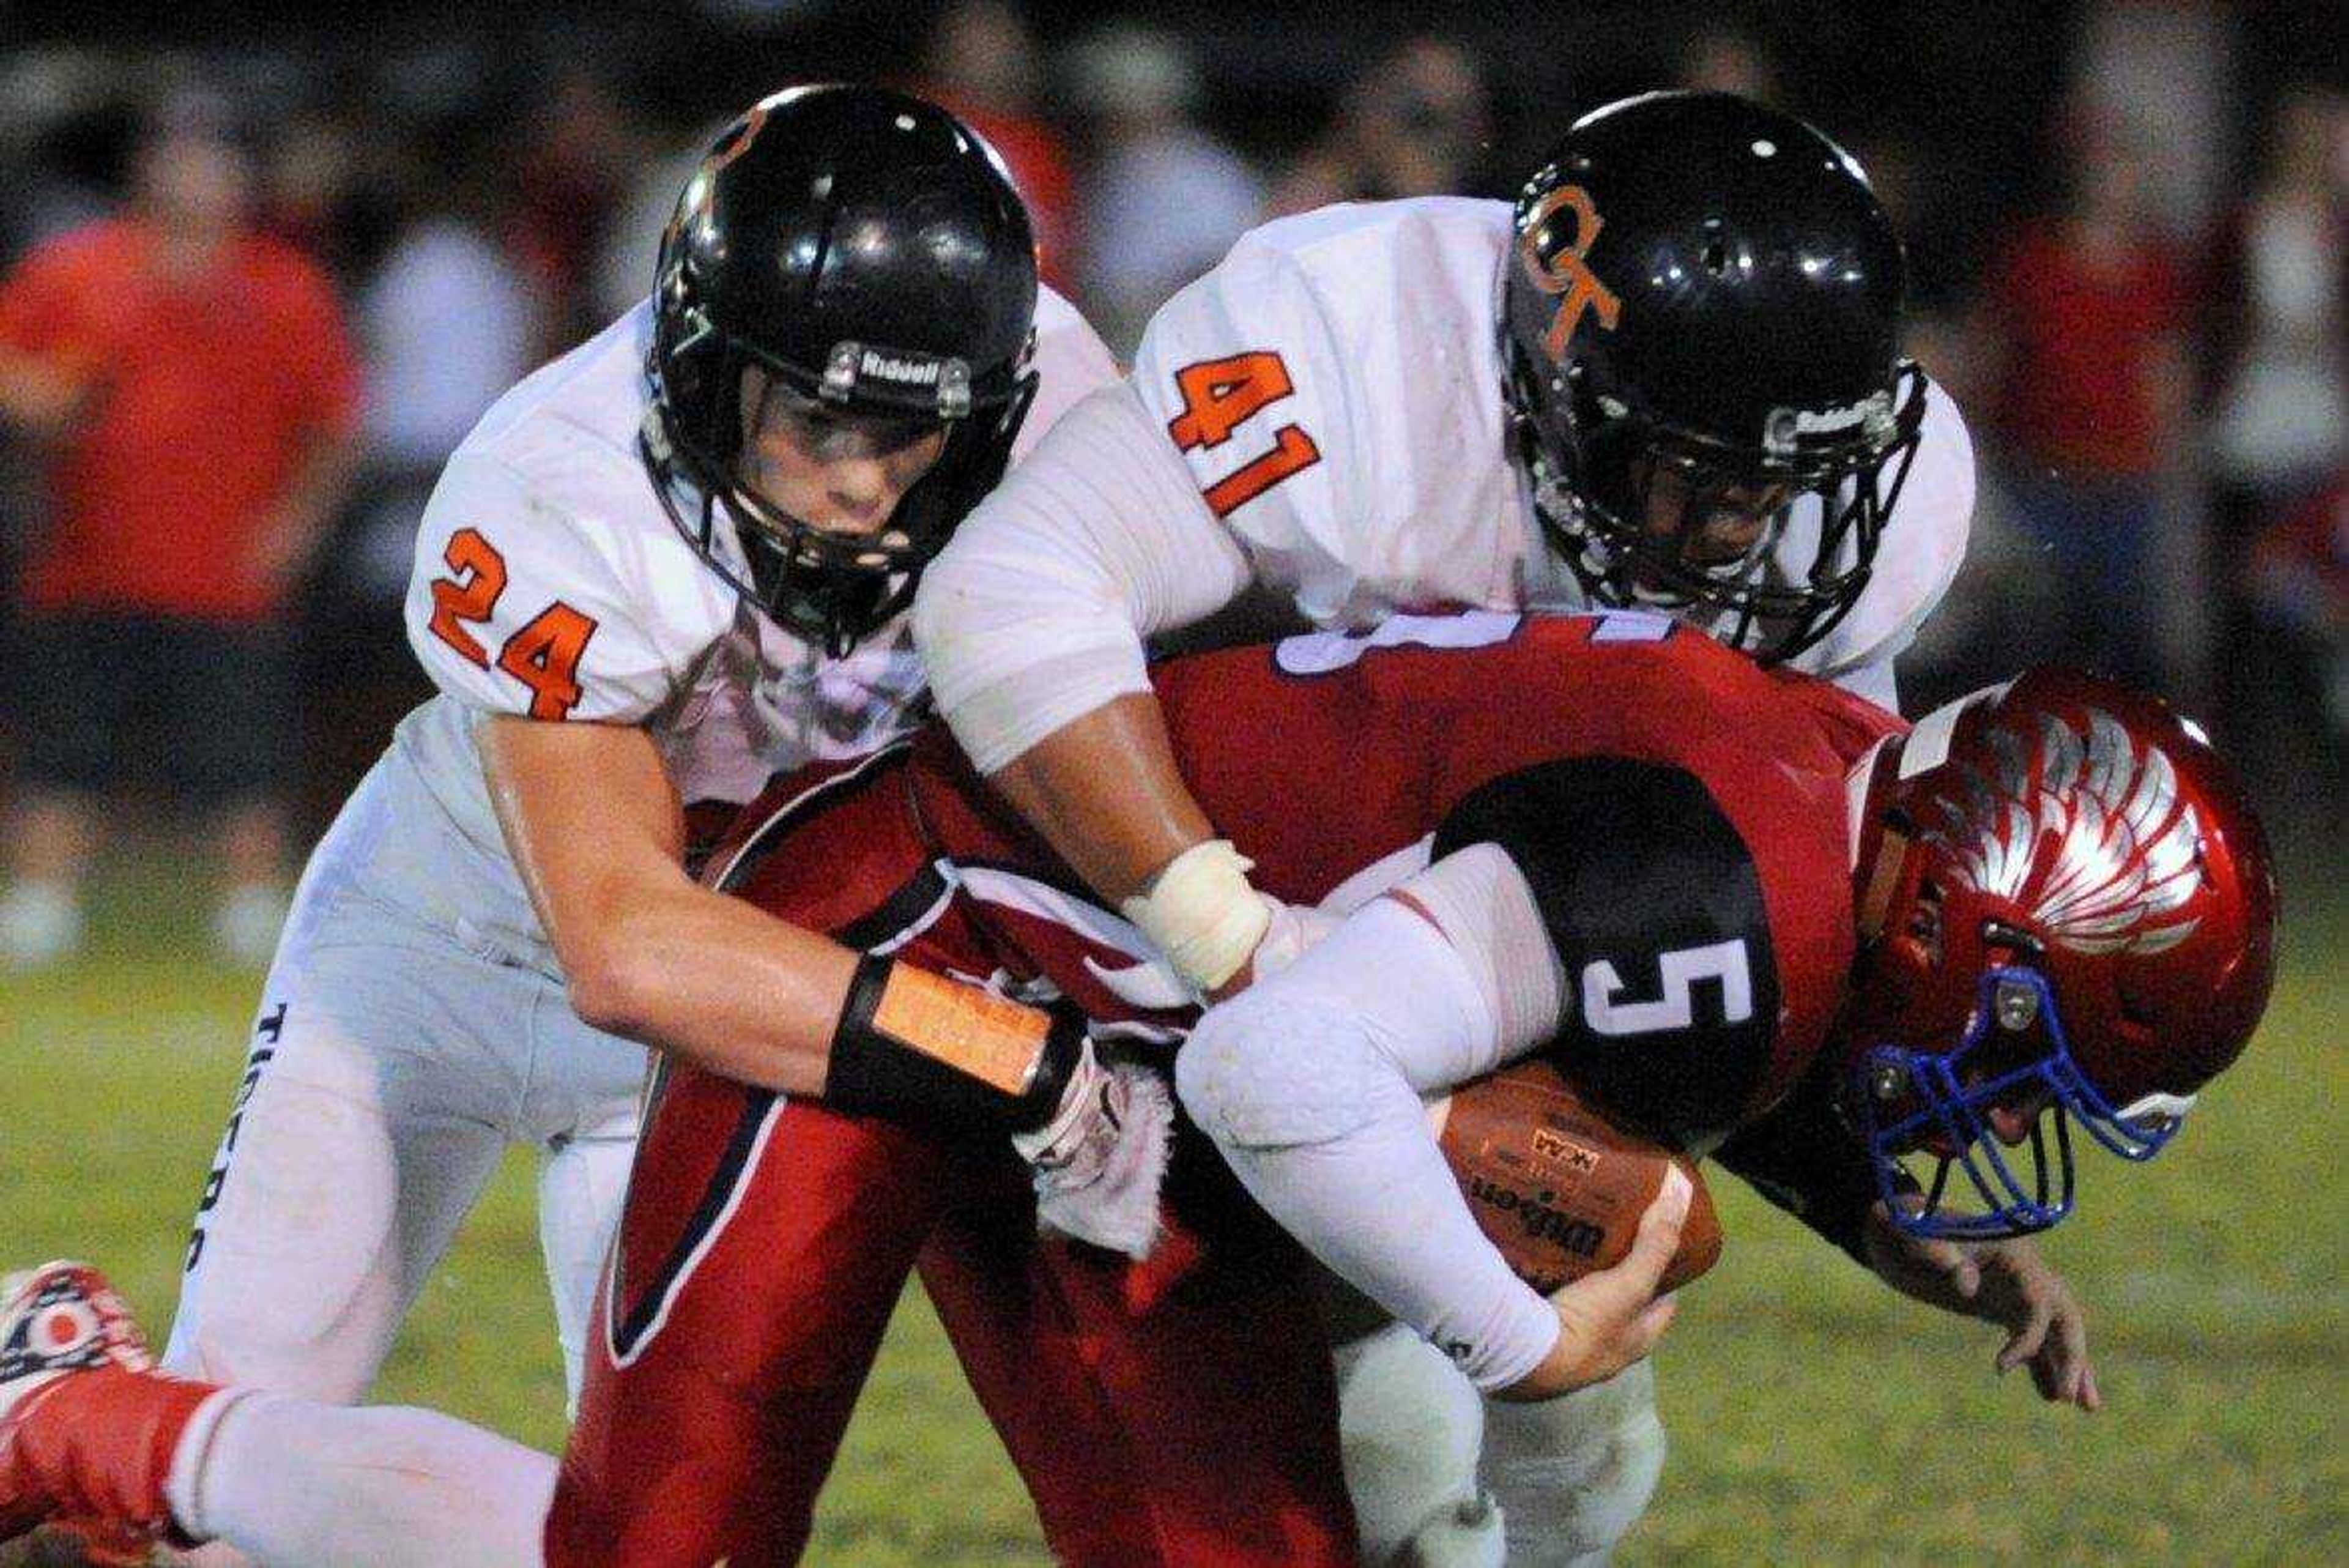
top-left (1862, 1200), bottom-right (2101, 1411)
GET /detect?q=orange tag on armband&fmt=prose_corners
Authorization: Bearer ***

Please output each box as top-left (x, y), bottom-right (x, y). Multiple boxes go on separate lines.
top-left (871, 966), bottom-right (1051, 1096)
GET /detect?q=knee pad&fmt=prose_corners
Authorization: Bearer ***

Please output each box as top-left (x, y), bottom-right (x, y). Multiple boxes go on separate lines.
top-left (1481, 1359), bottom-right (1667, 1567)
top-left (1334, 1321), bottom-right (1494, 1566)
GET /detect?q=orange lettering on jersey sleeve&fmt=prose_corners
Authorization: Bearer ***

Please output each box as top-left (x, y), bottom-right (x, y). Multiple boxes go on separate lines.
top-left (427, 526), bottom-right (599, 718)
top-left (1167, 350), bottom-right (1323, 518)
top-left (1201, 426), bottom-right (1321, 517)
top-left (426, 527), bottom-right (507, 669)
top-left (496, 603), bottom-right (599, 721)
top-left (1168, 351), bottom-right (1294, 448)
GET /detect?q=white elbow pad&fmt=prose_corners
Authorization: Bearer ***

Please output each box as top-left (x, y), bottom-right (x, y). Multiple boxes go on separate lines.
top-left (1176, 896), bottom-right (1499, 1146)
top-left (1178, 987), bottom-right (1387, 1150)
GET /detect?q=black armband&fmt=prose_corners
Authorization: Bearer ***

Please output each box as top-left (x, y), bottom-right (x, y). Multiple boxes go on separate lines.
top-left (825, 954), bottom-right (1081, 1134)
top-left (1713, 1061), bottom-right (1918, 1267)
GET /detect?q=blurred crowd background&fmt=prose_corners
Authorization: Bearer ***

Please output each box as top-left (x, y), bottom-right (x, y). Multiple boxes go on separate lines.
top-left (0, 0), bottom-right (2339, 967)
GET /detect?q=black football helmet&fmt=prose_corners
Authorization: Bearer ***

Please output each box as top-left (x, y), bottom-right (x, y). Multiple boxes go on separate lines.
top-left (642, 84), bottom-right (1041, 655)
top-left (1502, 91), bottom-right (1927, 664)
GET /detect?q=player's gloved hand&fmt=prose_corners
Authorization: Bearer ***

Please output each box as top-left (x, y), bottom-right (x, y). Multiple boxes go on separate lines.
top-left (1085, 894), bottom-right (1341, 1010)
top-left (1014, 1018), bottom-right (1175, 1261)
top-left (1861, 1199), bottom-right (2101, 1411)
top-left (1497, 1168), bottom-right (1690, 1403)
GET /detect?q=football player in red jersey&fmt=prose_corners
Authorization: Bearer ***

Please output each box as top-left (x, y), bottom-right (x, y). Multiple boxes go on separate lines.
top-left (1, 615), bottom-right (2276, 1566)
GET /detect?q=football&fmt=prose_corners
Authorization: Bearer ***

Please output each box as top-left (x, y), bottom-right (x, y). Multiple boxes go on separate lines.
top-left (1428, 1058), bottom-right (1723, 1295)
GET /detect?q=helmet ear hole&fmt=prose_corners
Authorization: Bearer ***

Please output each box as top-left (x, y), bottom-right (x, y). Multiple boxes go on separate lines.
top-left (2110, 991), bottom-right (2159, 1051)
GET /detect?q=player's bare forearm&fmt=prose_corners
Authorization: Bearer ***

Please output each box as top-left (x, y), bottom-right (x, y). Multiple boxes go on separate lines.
top-left (987, 691), bottom-right (1219, 902)
top-left (560, 868), bottom-right (861, 1094)
top-left (481, 715), bottom-right (856, 1093)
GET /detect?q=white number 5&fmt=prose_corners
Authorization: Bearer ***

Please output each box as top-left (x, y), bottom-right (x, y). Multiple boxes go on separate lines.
top-left (1580, 939), bottom-right (1754, 1036)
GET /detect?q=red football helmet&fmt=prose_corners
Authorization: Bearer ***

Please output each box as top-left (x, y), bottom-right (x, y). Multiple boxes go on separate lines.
top-left (1842, 669), bottom-right (2279, 1238)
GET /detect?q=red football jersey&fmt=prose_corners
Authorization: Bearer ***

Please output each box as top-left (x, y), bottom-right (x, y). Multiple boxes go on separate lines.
top-left (716, 611), bottom-right (1900, 1143)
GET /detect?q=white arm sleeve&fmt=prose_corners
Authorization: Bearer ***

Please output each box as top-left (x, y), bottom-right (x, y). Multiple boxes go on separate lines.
top-left (1396, 841), bottom-right (1567, 1055)
top-left (914, 382), bottom-right (1253, 774)
top-left (1176, 872), bottom-right (1572, 1393)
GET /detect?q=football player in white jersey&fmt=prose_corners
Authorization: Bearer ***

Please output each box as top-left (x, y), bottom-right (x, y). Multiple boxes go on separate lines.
top-left (28, 84), bottom-right (1124, 1566)
top-left (912, 91), bottom-right (1979, 1563)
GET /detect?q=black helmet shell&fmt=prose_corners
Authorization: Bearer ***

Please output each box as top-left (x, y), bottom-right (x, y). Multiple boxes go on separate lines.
top-left (1512, 91), bottom-right (1906, 450)
top-left (1503, 91), bottom-right (1927, 664)
top-left (645, 84), bottom-right (1042, 654)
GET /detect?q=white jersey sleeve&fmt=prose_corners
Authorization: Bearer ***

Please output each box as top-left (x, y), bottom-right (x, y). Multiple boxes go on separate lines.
top-left (916, 384), bottom-right (1253, 771)
top-left (1017, 285), bottom-right (1123, 460)
top-left (403, 447), bottom-right (711, 724)
top-left (918, 199), bottom-right (1524, 772)
top-left (1126, 200), bottom-right (1524, 623)
top-left (1123, 227), bottom-right (1360, 600)
top-left (1798, 376), bottom-right (1976, 708)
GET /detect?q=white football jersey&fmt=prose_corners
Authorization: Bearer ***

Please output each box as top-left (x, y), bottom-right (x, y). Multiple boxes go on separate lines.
top-left (1127, 197), bottom-right (1974, 700)
top-left (374, 288), bottom-right (1116, 972)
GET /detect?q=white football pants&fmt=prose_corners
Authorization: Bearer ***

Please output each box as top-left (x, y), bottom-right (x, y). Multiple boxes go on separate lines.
top-left (160, 773), bottom-right (647, 1408)
top-left (1335, 1319), bottom-right (1668, 1567)
top-left (159, 1318), bottom-right (1664, 1568)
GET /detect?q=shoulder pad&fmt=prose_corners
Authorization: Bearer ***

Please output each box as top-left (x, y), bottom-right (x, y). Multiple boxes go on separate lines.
top-left (403, 448), bottom-right (725, 723)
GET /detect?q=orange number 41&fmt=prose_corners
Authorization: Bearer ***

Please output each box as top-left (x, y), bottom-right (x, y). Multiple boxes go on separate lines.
top-left (1165, 350), bottom-right (1322, 518)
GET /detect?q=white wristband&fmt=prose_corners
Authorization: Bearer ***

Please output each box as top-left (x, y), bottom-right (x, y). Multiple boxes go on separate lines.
top-left (1120, 839), bottom-right (1272, 994)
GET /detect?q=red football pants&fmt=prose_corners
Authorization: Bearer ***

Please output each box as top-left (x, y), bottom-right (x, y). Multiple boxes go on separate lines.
top-left (545, 1061), bottom-right (1357, 1566)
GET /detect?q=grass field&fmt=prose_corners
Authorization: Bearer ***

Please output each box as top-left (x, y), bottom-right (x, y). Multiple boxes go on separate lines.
top-left (2, 857), bottom-right (2343, 1564)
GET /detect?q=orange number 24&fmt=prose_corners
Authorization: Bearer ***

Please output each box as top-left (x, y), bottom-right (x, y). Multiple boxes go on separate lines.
top-left (1165, 351), bottom-right (1322, 518)
top-left (426, 527), bottom-right (599, 721)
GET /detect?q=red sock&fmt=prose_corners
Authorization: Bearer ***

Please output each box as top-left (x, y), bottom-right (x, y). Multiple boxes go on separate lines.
top-left (3, 1367), bottom-right (218, 1537)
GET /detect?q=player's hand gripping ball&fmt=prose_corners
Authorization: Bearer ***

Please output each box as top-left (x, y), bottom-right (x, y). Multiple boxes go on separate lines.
top-left (1428, 1058), bottom-right (1723, 1294)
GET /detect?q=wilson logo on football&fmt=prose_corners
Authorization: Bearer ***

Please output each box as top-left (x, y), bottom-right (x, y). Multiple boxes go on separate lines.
top-left (1466, 1175), bottom-right (1605, 1261)
top-left (1516, 183), bottom-right (1621, 359)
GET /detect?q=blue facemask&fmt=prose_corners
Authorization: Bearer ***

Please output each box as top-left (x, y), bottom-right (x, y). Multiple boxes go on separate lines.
top-left (1856, 967), bottom-right (2189, 1239)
